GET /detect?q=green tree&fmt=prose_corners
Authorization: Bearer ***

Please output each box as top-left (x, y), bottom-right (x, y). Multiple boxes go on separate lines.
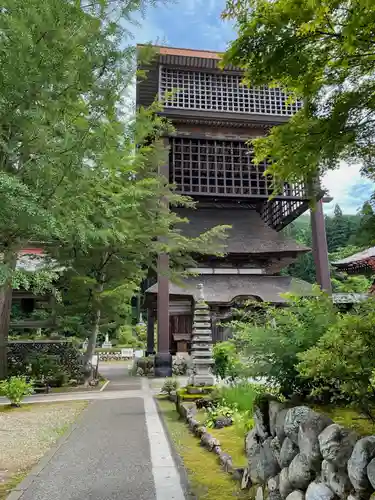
top-left (0, 0), bottom-right (169, 377)
top-left (283, 209), bottom-right (363, 284)
top-left (231, 291), bottom-right (337, 397)
top-left (351, 201), bottom-right (375, 248)
top-left (54, 104), bottom-right (228, 374)
top-left (298, 300), bottom-right (375, 419)
top-left (324, 205), bottom-right (360, 252)
top-left (283, 219), bottom-right (316, 283)
top-left (222, 0), bottom-right (375, 187)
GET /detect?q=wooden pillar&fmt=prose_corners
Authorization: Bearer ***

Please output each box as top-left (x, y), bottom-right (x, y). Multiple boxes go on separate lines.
top-left (311, 200), bottom-right (332, 294)
top-left (157, 253), bottom-right (169, 353)
top-left (154, 139), bottom-right (172, 376)
top-left (146, 308), bottom-right (155, 356)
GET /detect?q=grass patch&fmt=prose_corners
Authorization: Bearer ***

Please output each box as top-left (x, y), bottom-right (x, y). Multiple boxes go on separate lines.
top-left (315, 405), bottom-right (375, 436)
top-left (215, 383), bottom-right (261, 414)
top-left (194, 409), bottom-right (248, 467)
top-left (210, 426), bottom-right (247, 467)
top-left (0, 471), bottom-right (27, 500)
top-left (157, 398), bottom-right (253, 500)
top-left (0, 400), bottom-right (88, 413)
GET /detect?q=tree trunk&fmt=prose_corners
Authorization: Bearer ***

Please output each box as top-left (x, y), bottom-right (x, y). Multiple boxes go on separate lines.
top-left (83, 281), bottom-right (104, 383)
top-left (0, 250), bottom-right (17, 380)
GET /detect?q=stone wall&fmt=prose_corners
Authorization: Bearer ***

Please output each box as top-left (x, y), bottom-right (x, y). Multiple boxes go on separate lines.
top-left (247, 399), bottom-right (375, 500)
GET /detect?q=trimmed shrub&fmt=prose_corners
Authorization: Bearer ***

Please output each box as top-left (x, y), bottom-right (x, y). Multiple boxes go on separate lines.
top-left (298, 299), bottom-right (375, 419)
top-left (131, 356), bottom-right (154, 376)
top-left (0, 376), bottom-right (34, 406)
top-left (161, 378), bottom-right (179, 395)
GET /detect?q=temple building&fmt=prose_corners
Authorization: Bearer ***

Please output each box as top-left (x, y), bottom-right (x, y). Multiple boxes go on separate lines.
top-left (136, 45), bottom-right (331, 373)
top-left (10, 249), bottom-right (59, 331)
top-left (333, 247), bottom-right (375, 276)
top-left (332, 247), bottom-right (375, 297)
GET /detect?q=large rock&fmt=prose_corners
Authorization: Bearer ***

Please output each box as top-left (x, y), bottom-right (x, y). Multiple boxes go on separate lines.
top-left (249, 437), bottom-right (280, 484)
top-left (256, 486), bottom-right (264, 500)
top-left (270, 401), bottom-right (286, 437)
top-left (268, 475), bottom-right (280, 493)
top-left (288, 454), bottom-right (313, 490)
top-left (348, 436), bottom-right (375, 495)
top-left (298, 411), bottom-right (332, 471)
top-left (280, 437), bottom-right (299, 468)
top-left (279, 467), bottom-right (294, 499)
top-left (321, 459), bottom-right (352, 499)
top-left (270, 436), bottom-right (281, 466)
top-left (368, 457), bottom-right (375, 489)
top-left (246, 428), bottom-right (262, 459)
top-left (284, 407), bottom-right (313, 445)
top-left (319, 423), bottom-right (358, 466)
top-left (255, 406), bottom-right (269, 440)
top-left (214, 416), bottom-right (232, 429)
top-left (276, 409), bottom-right (289, 444)
top-left (285, 491), bottom-right (305, 500)
top-left (305, 481), bottom-right (335, 500)
top-left (266, 477), bottom-right (283, 500)
top-left (268, 492), bottom-right (282, 500)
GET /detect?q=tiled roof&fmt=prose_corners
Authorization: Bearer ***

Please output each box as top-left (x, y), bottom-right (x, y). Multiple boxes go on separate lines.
top-left (145, 275), bottom-right (313, 304)
top-left (332, 247), bottom-right (375, 267)
top-left (175, 208), bottom-right (309, 254)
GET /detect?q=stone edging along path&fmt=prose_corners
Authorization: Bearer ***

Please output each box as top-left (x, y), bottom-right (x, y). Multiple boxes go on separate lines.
top-left (175, 398), bottom-right (251, 489)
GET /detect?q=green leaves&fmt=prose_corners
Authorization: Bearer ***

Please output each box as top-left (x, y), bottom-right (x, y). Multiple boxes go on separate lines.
top-left (223, 0), bottom-right (375, 184)
top-left (298, 299), bottom-right (375, 417)
top-left (231, 291), bottom-right (337, 396)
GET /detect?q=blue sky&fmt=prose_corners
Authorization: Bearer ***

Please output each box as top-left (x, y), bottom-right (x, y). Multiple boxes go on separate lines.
top-left (132, 0), bottom-right (373, 215)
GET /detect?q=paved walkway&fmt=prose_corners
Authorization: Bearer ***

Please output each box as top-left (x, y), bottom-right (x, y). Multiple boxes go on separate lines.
top-left (7, 364), bottom-right (186, 500)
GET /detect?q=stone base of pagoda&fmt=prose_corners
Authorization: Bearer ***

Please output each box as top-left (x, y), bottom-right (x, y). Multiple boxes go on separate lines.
top-left (190, 373), bottom-right (215, 386)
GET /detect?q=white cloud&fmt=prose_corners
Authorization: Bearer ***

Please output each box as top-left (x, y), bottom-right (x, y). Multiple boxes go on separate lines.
top-left (322, 162), bottom-right (373, 214)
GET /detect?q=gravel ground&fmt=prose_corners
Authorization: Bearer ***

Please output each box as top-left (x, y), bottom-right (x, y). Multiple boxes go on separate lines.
top-left (0, 401), bottom-right (88, 485)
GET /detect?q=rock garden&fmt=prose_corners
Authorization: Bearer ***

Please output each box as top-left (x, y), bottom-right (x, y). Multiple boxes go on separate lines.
top-left (157, 292), bottom-right (375, 500)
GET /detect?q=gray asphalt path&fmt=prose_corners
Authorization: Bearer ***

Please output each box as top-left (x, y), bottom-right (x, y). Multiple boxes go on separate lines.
top-left (18, 397), bottom-right (155, 500)
top-left (7, 363), bottom-right (186, 500)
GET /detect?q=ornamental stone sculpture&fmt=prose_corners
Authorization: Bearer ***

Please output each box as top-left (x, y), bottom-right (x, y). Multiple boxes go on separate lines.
top-left (189, 283), bottom-right (215, 386)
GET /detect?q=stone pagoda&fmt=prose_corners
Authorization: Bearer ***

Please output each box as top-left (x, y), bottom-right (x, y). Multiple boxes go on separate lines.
top-left (189, 284), bottom-right (214, 386)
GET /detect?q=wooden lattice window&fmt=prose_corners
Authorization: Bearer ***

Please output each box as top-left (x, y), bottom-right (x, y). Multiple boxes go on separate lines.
top-left (170, 137), bottom-right (307, 199)
top-left (260, 199), bottom-right (307, 231)
top-left (160, 67), bottom-right (302, 116)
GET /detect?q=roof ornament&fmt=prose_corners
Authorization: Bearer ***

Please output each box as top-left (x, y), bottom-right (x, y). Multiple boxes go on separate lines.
top-left (197, 283), bottom-right (205, 301)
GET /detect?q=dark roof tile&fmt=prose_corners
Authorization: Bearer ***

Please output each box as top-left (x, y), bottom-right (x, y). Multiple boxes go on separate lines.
top-left (146, 275), bottom-right (313, 304)
top-left (176, 208), bottom-right (309, 254)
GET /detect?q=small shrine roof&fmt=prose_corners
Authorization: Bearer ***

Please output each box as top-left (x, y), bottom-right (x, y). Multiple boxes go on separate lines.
top-left (145, 275), bottom-right (313, 304)
top-left (176, 208), bottom-right (309, 255)
top-left (332, 247), bottom-right (375, 273)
